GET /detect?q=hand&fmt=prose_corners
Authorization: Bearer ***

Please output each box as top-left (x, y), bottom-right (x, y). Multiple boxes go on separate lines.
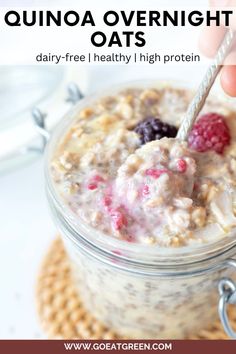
top-left (199, 0), bottom-right (236, 96)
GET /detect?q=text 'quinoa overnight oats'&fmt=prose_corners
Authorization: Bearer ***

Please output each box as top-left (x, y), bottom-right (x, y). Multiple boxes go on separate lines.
top-left (51, 86), bottom-right (236, 247)
top-left (47, 84), bottom-right (236, 339)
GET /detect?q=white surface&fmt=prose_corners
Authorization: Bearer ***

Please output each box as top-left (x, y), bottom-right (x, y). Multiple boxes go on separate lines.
top-left (0, 158), bottom-right (55, 339)
top-left (0, 66), bottom-right (89, 170)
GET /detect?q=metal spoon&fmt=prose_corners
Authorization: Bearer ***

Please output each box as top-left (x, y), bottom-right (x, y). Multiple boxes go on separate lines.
top-left (177, 29), bottom-right (235, 141)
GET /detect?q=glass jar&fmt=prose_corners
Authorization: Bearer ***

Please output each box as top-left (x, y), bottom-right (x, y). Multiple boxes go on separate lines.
top-left (45, 81), bottom-right (236, 339)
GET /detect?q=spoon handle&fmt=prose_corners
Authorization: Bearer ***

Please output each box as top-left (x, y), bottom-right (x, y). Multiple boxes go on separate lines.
top-left (177, 29), bottom-right (235, 141)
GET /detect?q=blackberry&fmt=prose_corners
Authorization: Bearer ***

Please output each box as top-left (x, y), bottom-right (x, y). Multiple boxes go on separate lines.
top-left (134, 117), bottom-right (178, 144)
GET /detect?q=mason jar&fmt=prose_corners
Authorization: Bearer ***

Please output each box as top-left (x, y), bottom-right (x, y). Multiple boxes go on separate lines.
top-left (44, 81), bottom-right (236, 339)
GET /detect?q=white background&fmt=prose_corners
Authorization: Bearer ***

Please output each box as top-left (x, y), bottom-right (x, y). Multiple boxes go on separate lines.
top-left (0, 0), bottom-right (228, 65)
top-left (0, 0), bottom-right (220, 340)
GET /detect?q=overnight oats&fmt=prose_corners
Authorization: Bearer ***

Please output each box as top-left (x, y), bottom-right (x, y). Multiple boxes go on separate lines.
top-left (46, 82), bottom-right (236, 339)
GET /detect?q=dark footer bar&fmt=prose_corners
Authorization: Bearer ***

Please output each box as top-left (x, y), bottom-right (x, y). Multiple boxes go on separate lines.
top-left (0, 340), bottom-right (234, 354)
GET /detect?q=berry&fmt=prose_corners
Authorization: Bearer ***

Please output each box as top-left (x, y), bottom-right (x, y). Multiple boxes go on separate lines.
top-left (102, 196), bottom-right (112, 207)
top-left (135, 117), bottom-right (177, 144)
top-left (145, 168), bottom-right (169, 179)
top-left (110, 208), bottom-right (127, 231)
top-left (176, 159), bottom-right (187, 173)
top-left (87, 174), bottom-right (105, 190)
top-left (188, 113), bottom-right (230, 154)
top-left (142, 184), bottom-right (150, 196)
top-left (87, 183), bottom-right (97, 190)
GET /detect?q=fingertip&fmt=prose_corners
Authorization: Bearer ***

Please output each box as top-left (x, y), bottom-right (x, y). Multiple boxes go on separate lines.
top-left (198, 26), bottom-right (226, 58)
top-left (221, 65), bottom-right (236, 97)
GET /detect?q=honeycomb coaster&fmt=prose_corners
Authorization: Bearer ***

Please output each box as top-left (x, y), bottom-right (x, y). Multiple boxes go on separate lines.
top-left (36, 238), bottom-right (236, 340)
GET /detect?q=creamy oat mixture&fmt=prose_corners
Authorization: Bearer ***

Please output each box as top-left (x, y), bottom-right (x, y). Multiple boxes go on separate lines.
top-left (51, 86), bottom-right (236, 247)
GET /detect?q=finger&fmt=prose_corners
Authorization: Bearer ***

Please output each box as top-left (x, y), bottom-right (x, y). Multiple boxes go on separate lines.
top-left (221, 62), bottom-right (236, 96)
top-left (198, 25), bottom-right (227, 57)
top-left (199, 25), bottom-right (236, 59)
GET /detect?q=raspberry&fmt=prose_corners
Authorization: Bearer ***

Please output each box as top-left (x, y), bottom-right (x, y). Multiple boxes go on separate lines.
top-left (145, 168), bottom-right (169, 179)
top-left (87, 183), bottom-right (97, 190)
top-left (87, 174), bottom-right (105, 190)
top-left (102, 196), bottom-right (112, 207)
top-left (135, 117), bottom-right (177, 144)
top-left (142, 184), bottom-right (150, 196)
top-left (176, 159), bottom-right (187, 173)
top-left (110, 208), bottom-right (127, 231)
top-left (188, 113), bottom-right (230, 154)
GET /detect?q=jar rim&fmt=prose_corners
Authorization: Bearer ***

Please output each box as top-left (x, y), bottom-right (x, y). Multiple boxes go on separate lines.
top-left (45, 79), bottom-right (236, 270)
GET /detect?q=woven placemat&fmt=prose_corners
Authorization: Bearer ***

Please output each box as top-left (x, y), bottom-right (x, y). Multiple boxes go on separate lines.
top-left (36, 238), bottom-right (236, 340)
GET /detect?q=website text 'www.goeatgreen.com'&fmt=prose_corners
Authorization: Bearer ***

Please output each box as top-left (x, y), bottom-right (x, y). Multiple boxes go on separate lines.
top-left (63, 342), bottom-right (172, 351)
